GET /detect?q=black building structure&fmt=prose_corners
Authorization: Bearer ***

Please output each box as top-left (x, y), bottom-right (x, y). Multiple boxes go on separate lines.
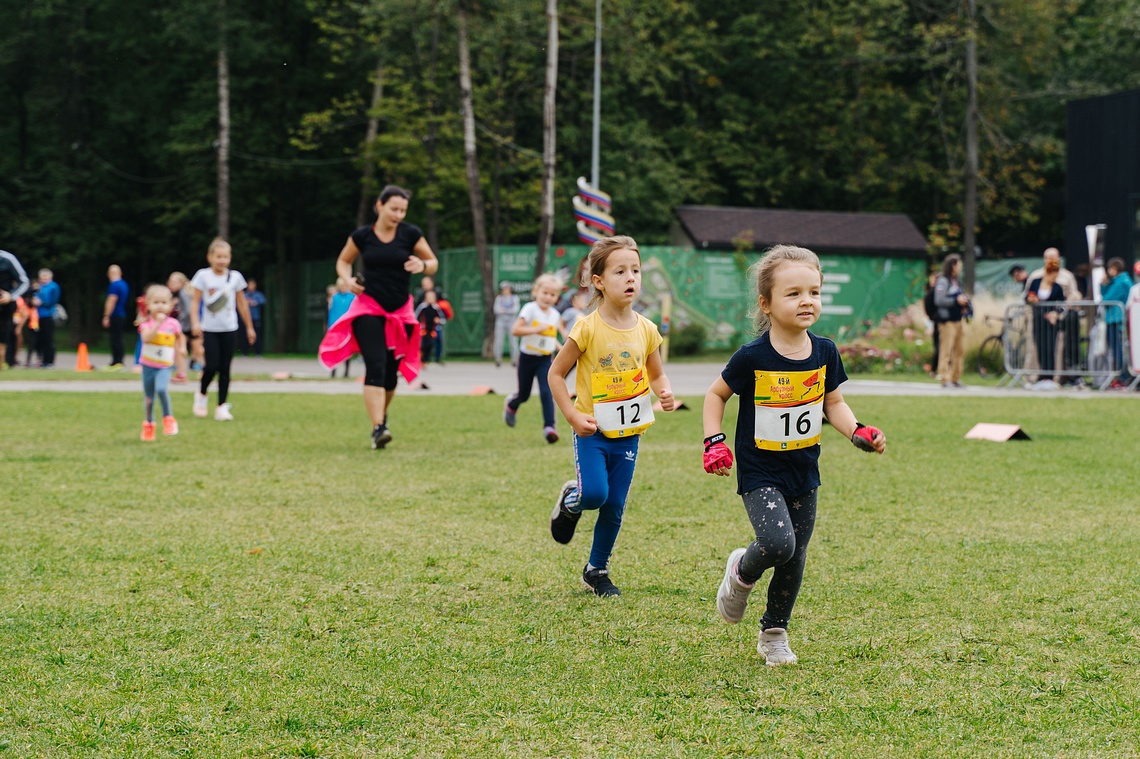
top-left (1066, 89), bottom-right (1140, 272)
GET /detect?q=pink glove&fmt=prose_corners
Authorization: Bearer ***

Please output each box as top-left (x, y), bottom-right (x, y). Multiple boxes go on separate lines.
top-left (703, 434), bottom-right (734, 473)
top-left (851, 423), bottom-right (882, 453)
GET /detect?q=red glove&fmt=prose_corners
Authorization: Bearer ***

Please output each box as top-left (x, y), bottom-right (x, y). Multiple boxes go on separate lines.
top-left (703, 434), bottom-right (734, 473)
top-left (851, 423), bottom-right (882, 453)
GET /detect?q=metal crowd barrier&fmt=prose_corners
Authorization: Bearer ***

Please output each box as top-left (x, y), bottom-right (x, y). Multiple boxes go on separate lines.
top-left (1000, 300), bottom-right (1131, 390)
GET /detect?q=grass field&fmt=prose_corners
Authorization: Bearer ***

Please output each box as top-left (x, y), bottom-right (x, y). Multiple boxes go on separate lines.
top-left (2, 390), bottom-right (1138, 758)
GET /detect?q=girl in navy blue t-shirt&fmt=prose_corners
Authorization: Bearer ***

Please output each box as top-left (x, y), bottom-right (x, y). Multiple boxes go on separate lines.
top-left (702, 244), bottom-right (886, 667)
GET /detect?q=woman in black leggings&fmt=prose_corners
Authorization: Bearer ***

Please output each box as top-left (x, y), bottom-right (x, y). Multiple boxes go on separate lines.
top-left (328, 185), bottom-right (437, 449)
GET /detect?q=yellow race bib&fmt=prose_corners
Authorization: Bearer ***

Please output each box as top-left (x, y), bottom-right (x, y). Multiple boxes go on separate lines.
top-left (521, 321), bottom-right (558, 355)
top-left (142, 332), bottom-right (177, 367)
top-left (591, 366), bottom-right (655, 438)
top-left (753, 367), bottom-right (825, 451)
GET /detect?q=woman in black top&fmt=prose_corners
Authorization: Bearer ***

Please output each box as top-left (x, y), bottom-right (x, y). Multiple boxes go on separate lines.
top-left (334, 185), bottom-right (438, 449)
top-left (1025, 265), bottom-right (1067, 381)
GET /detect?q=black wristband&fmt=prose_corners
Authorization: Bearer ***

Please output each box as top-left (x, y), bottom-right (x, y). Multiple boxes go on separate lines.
top-left (704, 433), bottom-right (726, 452)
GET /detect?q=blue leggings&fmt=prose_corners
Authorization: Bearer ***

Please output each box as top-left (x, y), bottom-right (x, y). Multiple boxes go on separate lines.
top-left (509, 352), bottom-right (555, 428)
top-left (142, 365), bottom-right (173, 422)
top-left (564, 432), bottom-right (639, 569)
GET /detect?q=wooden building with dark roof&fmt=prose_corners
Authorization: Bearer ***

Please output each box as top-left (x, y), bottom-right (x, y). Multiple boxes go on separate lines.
top-left (671, 205), bottom-right (928, 257)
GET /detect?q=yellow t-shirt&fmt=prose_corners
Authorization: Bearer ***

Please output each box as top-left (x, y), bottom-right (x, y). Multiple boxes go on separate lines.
top-left (568, 309), bottom-right (663, 417)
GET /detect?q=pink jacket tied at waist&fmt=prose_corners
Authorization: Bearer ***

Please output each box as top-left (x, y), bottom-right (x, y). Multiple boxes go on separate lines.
top-left (318, 294), bottom-right (421, 382)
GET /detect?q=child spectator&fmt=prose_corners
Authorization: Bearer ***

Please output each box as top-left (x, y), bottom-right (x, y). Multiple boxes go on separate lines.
top-left (167, 272), bottom-right (194, 383)
top-left (414, 289), bottom-right (446, 365)
top-left (327, 278), bottom-right (356, 377)
top-left (31, 269), bottom-right (60, 368)
top-left (561, 289), bottom-right (587, 335)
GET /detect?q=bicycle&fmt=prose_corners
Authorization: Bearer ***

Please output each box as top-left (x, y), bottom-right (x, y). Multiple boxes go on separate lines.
top-left (976, 313), bottom-right (1027, 379)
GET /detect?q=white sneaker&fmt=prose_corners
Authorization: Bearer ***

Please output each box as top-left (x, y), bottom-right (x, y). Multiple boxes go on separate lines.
top-left (758, 628), bottom-right (798, 667)
top-left (214, 403), bottom-right (234, 421)
top-left (193, 392), bottom-right (208, 418)
top-left (716, 547), bottom-right (753, 624)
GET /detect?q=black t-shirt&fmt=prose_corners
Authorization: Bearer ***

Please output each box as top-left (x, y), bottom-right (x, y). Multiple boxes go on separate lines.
top-left (721, 331), bottom-right (848, 496)
top-left (350, 223), bottom-right (425, 312)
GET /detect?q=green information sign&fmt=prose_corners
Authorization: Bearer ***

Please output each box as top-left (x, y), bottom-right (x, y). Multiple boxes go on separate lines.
top-left (269, 245), bottom-right (927, 355)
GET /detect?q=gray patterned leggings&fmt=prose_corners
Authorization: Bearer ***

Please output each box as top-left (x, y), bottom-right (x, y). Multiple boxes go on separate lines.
top-left (737, 487), bottom-right (818, 631)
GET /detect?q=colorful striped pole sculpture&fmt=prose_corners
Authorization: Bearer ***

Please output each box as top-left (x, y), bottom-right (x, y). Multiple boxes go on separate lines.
top-left (573, 176), bottom-right (614, 245)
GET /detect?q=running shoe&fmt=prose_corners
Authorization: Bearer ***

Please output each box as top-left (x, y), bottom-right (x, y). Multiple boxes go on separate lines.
top-left (193, 392), bottom-right (208, 418)
top-left (544, 426), bottom-right (559, 444)
top-left (503, 395), bottom-right (517, 427)
top-left (214, 403), bottom-right (234, 421)
top-left (371, 423), bottom-right (392, 449)
top-left (162, 415), bottom-right (179, 436)
top-left (758, 628), bottom-right (798, 667)
top-left (581, 565), bottom-right (621, 597)
top-left (716, 547), bottom-right (753, 624)
top-left (140, 421), bottom-right (156, 442)
top-left (550, 480), bottom-right (582, 544)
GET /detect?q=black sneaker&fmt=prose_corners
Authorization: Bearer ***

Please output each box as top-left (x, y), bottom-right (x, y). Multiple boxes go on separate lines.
top-left (550, 480), bottom-right (582, 544)
top-left (581, 565), bottom-right (621, 597)
top-left (371, 424), bottom-right (392, 449)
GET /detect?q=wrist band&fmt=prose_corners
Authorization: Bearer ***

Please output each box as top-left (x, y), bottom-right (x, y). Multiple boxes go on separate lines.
top-left (704, 433), bottom-right (726, 452)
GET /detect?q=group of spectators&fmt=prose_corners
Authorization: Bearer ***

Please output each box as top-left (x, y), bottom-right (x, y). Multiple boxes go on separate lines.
top-left (0, 245), bottom-right (269, 374)
top-left (0, 249), bottom-right (62, 369)
top-left (926, 246), bottom-right (1138, 389)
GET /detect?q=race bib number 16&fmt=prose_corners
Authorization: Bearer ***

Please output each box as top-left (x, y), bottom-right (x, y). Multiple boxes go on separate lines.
top-left (753, 367), bottom-right (825, 451)
top-left (592, 366), bottom-right (655, 438)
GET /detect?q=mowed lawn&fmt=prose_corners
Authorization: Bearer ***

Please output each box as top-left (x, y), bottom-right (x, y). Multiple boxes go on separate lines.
top-left (2, 389), bottom-right (1138, 758)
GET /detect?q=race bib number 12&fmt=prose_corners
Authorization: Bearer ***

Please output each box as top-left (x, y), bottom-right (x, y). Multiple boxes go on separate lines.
top-left (753, 367), bottom-right (825, 451)
top-left (592, 366), bottom-right (655, 438)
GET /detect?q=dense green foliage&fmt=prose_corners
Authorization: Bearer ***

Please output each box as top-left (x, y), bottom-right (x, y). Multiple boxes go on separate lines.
top-left (3, 1), bottom-right (1139, 347)
top-left (2, 391), bottom-right (1139, 756)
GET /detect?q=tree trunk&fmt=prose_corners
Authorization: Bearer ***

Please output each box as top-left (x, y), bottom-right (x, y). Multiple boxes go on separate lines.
top-left (216, 0), bottom-right (231, 240)
top-left (423, 3), bottom-right (442, 252)
top-left (356, 61), bottom-right (384, 228)
top-left (457, 2), bottom-right (494, 357)
top-left (962, 0), bottom-right (978, 294)
top-left (534, 0), bottom-right (559, 279)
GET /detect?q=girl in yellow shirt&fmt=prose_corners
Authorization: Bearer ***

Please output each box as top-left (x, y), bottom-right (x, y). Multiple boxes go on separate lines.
top-left (548, 236), bottom-right (675, 597)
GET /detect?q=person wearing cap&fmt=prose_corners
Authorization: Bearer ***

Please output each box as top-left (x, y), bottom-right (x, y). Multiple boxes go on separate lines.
top-left (492, 280), bottom-right (520, 367)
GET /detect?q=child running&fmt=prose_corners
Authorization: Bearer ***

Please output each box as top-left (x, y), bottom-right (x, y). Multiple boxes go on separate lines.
top-left (504, 273), bottom-right (566, 444)
top-left (548, 235), bottom-right (675, 597)
top-left (189, 238), bottom-right (257, 421)
top-left (137, 284), bottom-right (186, 441)
top-left (703, 244), bottom-right (885, 666)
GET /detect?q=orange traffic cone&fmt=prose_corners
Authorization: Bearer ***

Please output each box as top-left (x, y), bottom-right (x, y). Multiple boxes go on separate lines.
top-left (75, 342), bottom-right (93, 372)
